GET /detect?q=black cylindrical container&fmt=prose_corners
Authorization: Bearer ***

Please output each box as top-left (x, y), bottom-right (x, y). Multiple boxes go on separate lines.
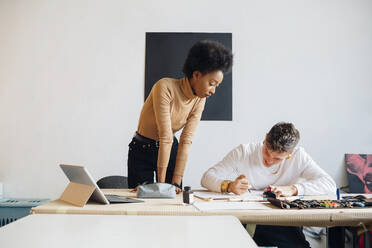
top-left (183, 186), bottom-right (194, 204)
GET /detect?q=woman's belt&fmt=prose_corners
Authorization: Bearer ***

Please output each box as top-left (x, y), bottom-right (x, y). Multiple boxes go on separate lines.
top-left (134, 132), bottom-right (159, 147)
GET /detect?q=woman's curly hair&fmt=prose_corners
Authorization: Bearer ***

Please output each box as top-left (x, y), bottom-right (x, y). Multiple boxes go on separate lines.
top-left (266, 122), bottom-right (300, 153)
top-left (182, 40), bottom-right (233, 78)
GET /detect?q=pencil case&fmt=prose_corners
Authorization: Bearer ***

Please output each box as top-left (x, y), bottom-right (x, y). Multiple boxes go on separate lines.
top-left (137, 183), bottom-right (176, 198)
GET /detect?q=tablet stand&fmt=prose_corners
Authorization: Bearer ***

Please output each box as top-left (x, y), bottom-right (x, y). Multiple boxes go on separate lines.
top-left (59, 182), bottom-right (95, 207)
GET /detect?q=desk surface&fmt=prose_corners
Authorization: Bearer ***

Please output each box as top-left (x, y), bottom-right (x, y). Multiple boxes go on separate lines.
top-left (31, 189), bottom-right (372, 227)
top-left (0, 214), bottom-right (257, 248)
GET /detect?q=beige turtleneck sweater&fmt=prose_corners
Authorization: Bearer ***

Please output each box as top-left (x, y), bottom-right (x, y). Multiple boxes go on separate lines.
top-left (137, 77), bottom-right (206, 179)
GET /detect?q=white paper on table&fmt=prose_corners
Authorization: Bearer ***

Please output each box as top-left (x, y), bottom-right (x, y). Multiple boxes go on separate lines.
top-left (239, 190), bottom-right (265, 200)
top-left (194, 190), bottom-right (265, 201)
top-left (194, 191), bottom-right (233, 200)
top-left (341, 193), bottom-right (372, 198)
top-left (193, 201), bottom-right (272, 212)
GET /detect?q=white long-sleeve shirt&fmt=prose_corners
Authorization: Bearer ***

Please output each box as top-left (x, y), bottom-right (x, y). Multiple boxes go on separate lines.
top-left (201, 143), bottom-right (336, 195)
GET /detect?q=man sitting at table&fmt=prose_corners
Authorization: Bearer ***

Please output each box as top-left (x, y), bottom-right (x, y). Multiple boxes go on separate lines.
top-left (200, 122), bottom-right (336, 248)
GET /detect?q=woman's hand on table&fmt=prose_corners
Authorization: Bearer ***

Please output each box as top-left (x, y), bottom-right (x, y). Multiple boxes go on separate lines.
top-left (175, 187), bottom-right (182, 194)
top-left (172, 175), bottom-right (183, 194)
top-left (130, 186), bottom-right (139, 193)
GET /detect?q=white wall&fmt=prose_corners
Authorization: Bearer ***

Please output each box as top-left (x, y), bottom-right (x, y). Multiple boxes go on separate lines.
top-left (0, 0), bottom-right (371, 199)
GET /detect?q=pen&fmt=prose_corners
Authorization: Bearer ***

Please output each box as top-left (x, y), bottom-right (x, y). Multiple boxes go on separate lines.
top-left (336, 188), bottom-right (340, 200)
top-left (228, 198), bottom-right (268, 202)
top-left (194, 195), bottom-right (212, 202)
top-left (228, 198), bottom-right (243, 202)
top-left (284, 195), bottom-right (304, 201)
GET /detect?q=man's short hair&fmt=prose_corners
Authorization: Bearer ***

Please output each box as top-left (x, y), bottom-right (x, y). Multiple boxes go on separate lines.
top-left (266, 122), bottom-right (300, 153)
top-left (182, 40), bottom-right (233, 78)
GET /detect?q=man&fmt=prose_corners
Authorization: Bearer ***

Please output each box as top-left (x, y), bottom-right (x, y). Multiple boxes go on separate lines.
top-left (201, 122), bottom-right (336, 248)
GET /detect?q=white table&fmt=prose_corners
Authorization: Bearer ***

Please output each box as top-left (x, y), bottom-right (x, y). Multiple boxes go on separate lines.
top-left (32, 190), bottom-right (372, 227)
top-left (0, 214), bottom-right (258, 248)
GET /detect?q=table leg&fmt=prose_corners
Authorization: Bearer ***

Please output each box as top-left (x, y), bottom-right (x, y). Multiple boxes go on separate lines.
top-left (351, 227), bottom-right (360, 248)
top-left (327, 226), bottom-right (345, 248)
top-left (364, 231), bottom-right (371, 248)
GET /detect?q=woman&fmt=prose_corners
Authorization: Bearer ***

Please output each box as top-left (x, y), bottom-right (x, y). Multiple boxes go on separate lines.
top-left (128, 40), bottom-right (233, 192)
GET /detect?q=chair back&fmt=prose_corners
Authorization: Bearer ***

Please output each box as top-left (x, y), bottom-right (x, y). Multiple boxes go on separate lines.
top-left (96, 176), bottom-right (128, 189)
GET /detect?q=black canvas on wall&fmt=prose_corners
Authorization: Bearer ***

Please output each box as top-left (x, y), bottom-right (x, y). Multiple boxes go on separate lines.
top-left (145, 32), bottom-right (232, 121)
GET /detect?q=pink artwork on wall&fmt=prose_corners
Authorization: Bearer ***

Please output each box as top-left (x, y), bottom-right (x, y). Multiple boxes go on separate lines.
top-left (345, 154), bottom-right (372, 193)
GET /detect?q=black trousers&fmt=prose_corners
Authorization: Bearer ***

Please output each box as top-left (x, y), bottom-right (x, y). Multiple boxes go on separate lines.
top-left (127, 134), bottom-right (179, 188)
top-left (253, 225), bottom-right (311, 248)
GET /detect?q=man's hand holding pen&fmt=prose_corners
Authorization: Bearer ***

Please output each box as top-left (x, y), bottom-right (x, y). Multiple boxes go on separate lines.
top-left (227, 174), bottom-right (252, 195)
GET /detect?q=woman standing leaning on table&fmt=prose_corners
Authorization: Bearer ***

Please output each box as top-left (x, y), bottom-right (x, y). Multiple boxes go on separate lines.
top-left (128, 40), bottom-right (233, 192)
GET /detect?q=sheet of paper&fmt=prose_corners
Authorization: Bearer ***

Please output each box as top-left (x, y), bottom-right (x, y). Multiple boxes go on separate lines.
top-left (342, 193), bottom-right (372, 198)
top-left (239, 190), bottom-right (265, 200)
top-left (193, 201), bottom-right (272, 212)
top-left (194, 190), bottom-right (265, 201)
top-left (194, 191), bottom-right (233, 200)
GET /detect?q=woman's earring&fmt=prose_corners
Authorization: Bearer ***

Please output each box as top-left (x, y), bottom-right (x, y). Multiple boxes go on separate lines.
top-left (286, 155), bottom-right (291, 160)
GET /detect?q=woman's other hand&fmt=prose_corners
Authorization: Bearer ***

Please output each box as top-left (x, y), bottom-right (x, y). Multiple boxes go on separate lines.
top-left (130, 186), bottom-right (139, 193)
top-left (175, 187), bottom-right (182, 194)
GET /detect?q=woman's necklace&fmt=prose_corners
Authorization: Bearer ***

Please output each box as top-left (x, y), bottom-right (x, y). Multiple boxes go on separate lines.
top-left (271, 164), bottom-right (281, 175)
